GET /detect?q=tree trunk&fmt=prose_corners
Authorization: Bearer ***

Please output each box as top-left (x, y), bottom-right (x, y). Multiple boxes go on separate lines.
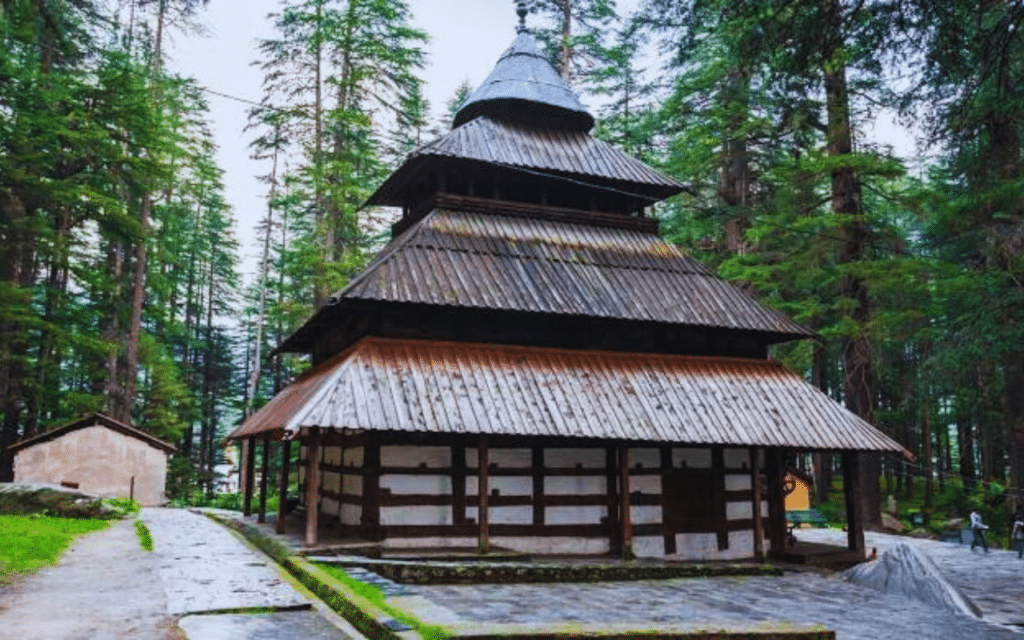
top-left (245, 141), bottom-right (279, 416)
top-left (312, 0), bottom-right (327, 310)
top-left (102, 241), bottom-right (125, 419)
top-left (1005, 355), bottom-right (1024, 504)
top-left (559, 0), bottom-right (572, 82)
top-left (0, 190), bottom-right (32, 480)
top-left (821, 0), bottom-right (879, 528)
top-left (719, 65), bottom-right (750, 255)
top-left (122, 192), bottom-right (150, 426)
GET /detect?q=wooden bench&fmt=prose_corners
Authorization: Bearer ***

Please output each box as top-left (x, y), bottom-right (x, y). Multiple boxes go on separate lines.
top-left (786, 508), bottom-right (828, 546)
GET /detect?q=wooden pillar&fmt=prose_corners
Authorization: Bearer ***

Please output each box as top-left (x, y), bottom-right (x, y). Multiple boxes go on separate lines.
top-left (843, 450), bottom-right (866, 557)
top-left (606, 445), bottom-right (621, 555)
top-left (362, 443), bottom-right (381, 541)
top-left (304, 429), bottom-right (321, 547)
top-left (452, 440), bottom-right (467, 525)
top-left (765, 448), bottom-right (787, 558)
top-left (712, 446), bottom-right (728, 551)
top-left (276, 439), bottom-right (291, 534)
top-left (660, 445), bottom-right (675, 555)
top-left (750, 446), bottom-right (765, 562)
top-left (478, 436), bottom-right (490, 554)
top-left (243, 436), bottom-right (256, 517)
top-left (619, 443), bottom-right (633, 559)
top-left (258, 434), bottom-right (270, 523)
top-left (532, 446), bottom-right (545, 526)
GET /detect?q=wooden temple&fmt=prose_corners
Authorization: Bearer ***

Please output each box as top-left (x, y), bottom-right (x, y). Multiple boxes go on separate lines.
top-left (228, 5), bottom-right (907, 561)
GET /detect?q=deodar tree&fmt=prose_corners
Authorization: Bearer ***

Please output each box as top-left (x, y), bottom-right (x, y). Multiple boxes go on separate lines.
top-left (251, 0), bottom-right (427, 310)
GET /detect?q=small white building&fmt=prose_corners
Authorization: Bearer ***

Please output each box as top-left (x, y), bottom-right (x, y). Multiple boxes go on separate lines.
top-left (10, 413), bottom-right (175, 506)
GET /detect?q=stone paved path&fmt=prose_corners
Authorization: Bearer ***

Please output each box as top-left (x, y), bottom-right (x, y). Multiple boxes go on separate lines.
top-left (0, 508), bottom-right (359, 639)
top-left (797, 528), bottom-right (1024, 629)
top-left (141, 508), bottom-right (312, 616)
top-left (0, 517), bottom-right (176, 640)
top-left (414, 572), bottom-right (1021, 639)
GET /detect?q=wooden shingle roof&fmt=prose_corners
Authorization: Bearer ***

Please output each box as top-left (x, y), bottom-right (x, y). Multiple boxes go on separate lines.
top-left (366, 116), bottom-right (685, 208)
top-left (453, 30), bottom-right (594, 131)
top-left (228, 337), bottom-right (907, 456)
top-left (278, 209), bottom-right (812, 353)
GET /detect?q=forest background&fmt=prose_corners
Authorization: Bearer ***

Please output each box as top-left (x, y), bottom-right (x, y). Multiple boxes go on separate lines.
top-left (1, 0), bottom-right (1023, 531)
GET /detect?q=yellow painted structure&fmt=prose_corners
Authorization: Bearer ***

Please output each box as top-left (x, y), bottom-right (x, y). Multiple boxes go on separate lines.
top-left (784, 472), bottom-right (812, 511)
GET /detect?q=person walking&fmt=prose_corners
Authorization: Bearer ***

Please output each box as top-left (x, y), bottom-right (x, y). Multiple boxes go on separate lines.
top-left (1012, 512), bottom-right (1024, 559)
top-left (970, 509), bottom-right (989, 552)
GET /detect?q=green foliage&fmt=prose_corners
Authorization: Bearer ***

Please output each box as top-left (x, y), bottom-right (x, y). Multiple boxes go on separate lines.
top-left (0, 515), bottom-right (110, 585)
top-left (134, 519), bottom-right (154, 551)
top-left (250, 0), bottom-right (427, 308)
top-left (103, 498), bottom-right (141, 518)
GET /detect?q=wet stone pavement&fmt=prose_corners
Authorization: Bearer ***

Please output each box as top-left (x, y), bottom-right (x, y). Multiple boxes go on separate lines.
top-left (142, 507), bottom-right (313, 615)
top-left (413, 572), bottom-right (1021, 639)
top-left (798, 528), bottom-right (1024, 630)
top-left (141, 508), bottom-right (358, 640)
top-left (373, 528), bottom-right (1024, 640)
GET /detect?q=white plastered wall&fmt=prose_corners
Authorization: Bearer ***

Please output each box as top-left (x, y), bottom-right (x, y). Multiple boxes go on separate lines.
top-left (13, 425), bottom-right (169, 506)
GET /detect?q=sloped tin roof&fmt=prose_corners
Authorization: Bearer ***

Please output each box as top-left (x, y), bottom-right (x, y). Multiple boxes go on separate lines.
top-left (325, 208), bottom-right (811, 335)
top-left (453, 31), bottom-right (594, 131)
top-left (9, 413), bottom-right (177, 454)
top-left (227, 337), bottom-right (907, 455)
top-left (365, 116), bottom-right (685, 207)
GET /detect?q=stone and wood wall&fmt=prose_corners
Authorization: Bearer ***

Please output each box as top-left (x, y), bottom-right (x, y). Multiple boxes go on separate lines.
top-left (296, 431), bottom-right (772, 560)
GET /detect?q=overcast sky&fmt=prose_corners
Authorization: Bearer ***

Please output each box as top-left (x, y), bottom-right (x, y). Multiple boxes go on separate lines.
top-left (167, 0), bottom-right (909, 285)
top-left (168, 0), bottom-right (553, 281)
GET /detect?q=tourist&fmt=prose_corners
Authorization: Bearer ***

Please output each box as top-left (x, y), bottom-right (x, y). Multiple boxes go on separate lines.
top-left (970, 509), bottom-right (989, 553)
top-left (1012, 512), bottom-right (1024, 559)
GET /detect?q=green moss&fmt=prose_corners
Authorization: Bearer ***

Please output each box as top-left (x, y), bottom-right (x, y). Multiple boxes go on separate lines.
top-left (315, 563), bottom-right (450, 637)
top-left (204, 512), bottom-right (449, 640)
top-left (134, 519), bottom-right (154, 551)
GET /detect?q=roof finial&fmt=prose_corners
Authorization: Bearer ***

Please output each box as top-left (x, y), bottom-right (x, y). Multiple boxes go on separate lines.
top-left (516, 1), bottom-right (529, 34)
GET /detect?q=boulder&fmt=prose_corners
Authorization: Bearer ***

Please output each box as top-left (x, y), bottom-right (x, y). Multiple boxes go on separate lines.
top-left (942, 517), bottom-right (964, 530)
top-left (0, 482), bottom-right (111, 518)
top-left (887, 494), bottom-right (898, 515)
top-left (843, 542), bottom-right (981, 618)
top-left (880, 512), bottom-right (904, 533)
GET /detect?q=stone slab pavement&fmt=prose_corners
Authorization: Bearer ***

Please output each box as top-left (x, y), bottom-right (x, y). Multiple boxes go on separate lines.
top-left (0, 517), bottom-right (177, 640)
top-left (410, 571), bottom-right (1021, 639)
top-left (141, 507), bottom-right (312, 615)
top-left (141, 507), bottom-right (363, 640)
top-left (796, 527), bottom-right (1024, 629)
top-left (178, 610), bottom-right (351, 640)
top-left (0, 508), bottom-right (360, 640)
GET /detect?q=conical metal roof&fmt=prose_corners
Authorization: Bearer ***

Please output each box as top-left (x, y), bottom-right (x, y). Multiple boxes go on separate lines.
top-left (453, 30), bottom-right (595, 131)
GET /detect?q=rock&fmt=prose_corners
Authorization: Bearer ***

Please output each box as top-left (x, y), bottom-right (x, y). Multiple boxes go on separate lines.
top-left (0, 482), bottom-right (107, 518)
top-left (942, 517), bottom-right (964, 530)
top-left (906, 527), bottom-right (937, 539)
top-left (887, 494), bottom-right (898, 516)
top-left (843, 542), bottom-right (981, 618)
top-left (881, 512), bottom-right (904, 533)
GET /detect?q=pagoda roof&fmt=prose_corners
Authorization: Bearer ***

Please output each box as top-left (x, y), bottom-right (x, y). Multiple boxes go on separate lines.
top-left (228, 336), bottom-right (907, 457)
top-left (453, 30), bottom-right (594, 131)
top-left (365, 116), bottom-right (685, 208)
top-left (277, 208), bottom-right (813, 353)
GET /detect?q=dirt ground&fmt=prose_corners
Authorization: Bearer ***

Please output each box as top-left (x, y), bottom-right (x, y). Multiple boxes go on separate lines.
top-left (0, 517), bottom-right (181, 640)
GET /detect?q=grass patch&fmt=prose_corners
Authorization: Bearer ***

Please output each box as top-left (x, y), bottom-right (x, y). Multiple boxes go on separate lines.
top-left (314, 563), bottom-right (450, 639)
top-left (105, 497), bottom-right (141, 517)
top-left (134, 520), bottom-right (154, 551)
top-left (0, 515), bottom-right (110, 585)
